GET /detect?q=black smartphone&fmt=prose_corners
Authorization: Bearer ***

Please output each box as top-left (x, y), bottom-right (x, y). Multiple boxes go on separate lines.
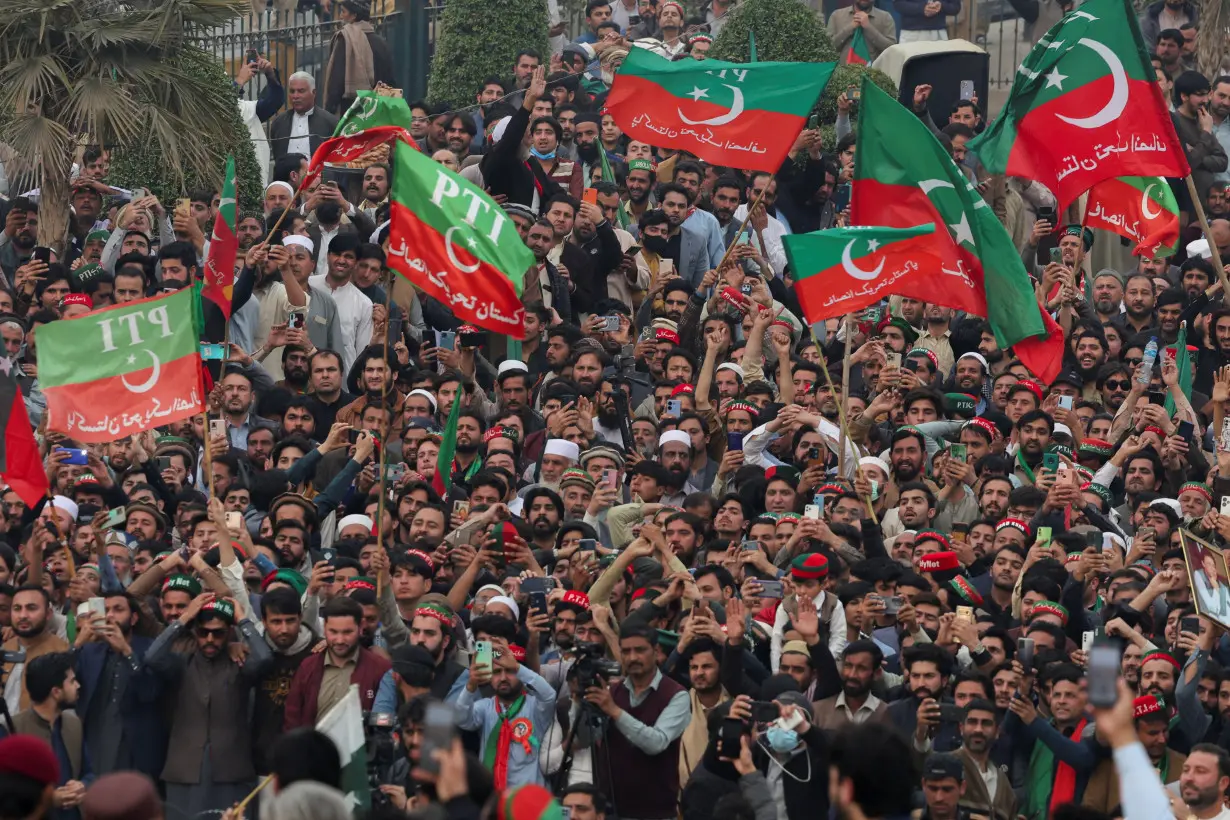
top-left (32, 246), bottom-right (52, 266)
top-left (348, 428), bottom-right (360, 444)
top-left (749, 701), bottom-right (779, 723)
top-left (727, 431), bottom-right (744, 451)
top-left (1182, 616), bottom-right (1200, 635)
top-left (1018, 637), bottom-right (1035, 671)
top-left (1177, 420), bottom-right (1195, 444)
top-left (528, 590), bottom-right (548, 613)
top-left (1147, 390), bottom-right (1166, 406)
top-left (902, 359), bottom-right (920, 373)
top-left (1036, 205), bottom-right (1056, 225)
top-left (938, 704), bottom-right (964, 723)
top-left (246, 48), bottom-right (260, 63)
top-left (459, 332), bottom-right (484, 348)
top-left (832, 182), bottom-right (852, 212)
top-left (321, 547), bottom-right (337, 566)
top-left (718, 717), bottom-right (744, 758)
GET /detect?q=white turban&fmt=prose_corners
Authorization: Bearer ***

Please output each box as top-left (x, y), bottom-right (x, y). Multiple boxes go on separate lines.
top-left (543, 439), bottom-right (580, 462)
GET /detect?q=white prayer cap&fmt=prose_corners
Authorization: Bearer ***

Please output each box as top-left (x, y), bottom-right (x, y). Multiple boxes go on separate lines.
top-left (543, 439), bottom-right (580, 462)
top-left (717, 363), bottom-right (745, 379)
top-left (659, 430), bottom-right (692, 449)
top-left (51, 495), bottom-right (78, 523)
top-left (487, 595), bottom-right (520, 620)
top-left (338, 514), bottom-right (374, 534)
top-left (957, 351), bottom-right (989, 371)
top-left (407, 389), bottom-right (438, 410)
top-left (1187, 237), bottom-right (1212, 259)
top-left (265, 181), bottom-right (294, 196)
top-left (498, 360), bottom-right (530, 377)
top-left (858, 456), bottom-right (890, 475)
top-left (283, 235), bottom-right (314, 254)
top-left (1053, 423), bottom-right (1073, 438)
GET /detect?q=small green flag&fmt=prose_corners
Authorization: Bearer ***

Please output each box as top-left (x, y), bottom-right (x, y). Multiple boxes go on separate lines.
top-left (433, 388), bottom-right (463, 496)
top-left (335, 92), bottom-right (416, 137)
top-left (1164, 322), bottom-right (1192, 416)
top-left (846, 28), bottom-right (871, 65)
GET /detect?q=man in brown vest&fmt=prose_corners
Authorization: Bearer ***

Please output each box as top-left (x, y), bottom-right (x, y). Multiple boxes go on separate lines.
top-left (584, 623), bottom-right (690, 820)
top-left (12, 651), bottom-right (91, 818)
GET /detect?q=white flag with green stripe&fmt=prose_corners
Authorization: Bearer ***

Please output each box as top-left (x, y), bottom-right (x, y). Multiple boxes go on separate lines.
top-left (317, 684), bottom-right (370, 810)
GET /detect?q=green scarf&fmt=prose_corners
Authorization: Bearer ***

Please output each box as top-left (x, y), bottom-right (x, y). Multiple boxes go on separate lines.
top-left (1016, 449), bottom-right (1037, 484)
top-left (483, 692), bottom-right (526, 788)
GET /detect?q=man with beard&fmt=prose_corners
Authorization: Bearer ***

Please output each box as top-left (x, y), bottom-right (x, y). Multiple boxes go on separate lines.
top-left (1156, 288), bottom-right (1186, 345)
top-left (524, 218), bottom-right (573, 323)
top-left (1004, 663), bottom-right (1092, 817)
top-left (457, 634), bottom-right (556, 789)
top-left (146, 595), bottom-right (272, 817)
top-left (1012, 410), bottom-right (1053, 486)
top-left (980, 546), bottom-right (1024, 622)
top-left (815, 640), bottom-right (889, 730)
top-left (657, 183), bottom-right (712, 287)
top-left (237, 213), bottom-right (265, 252)
top-left (1115, 273), bottom-right (1158, 336)
top-left (672, 162), bottom-right (725, 267)
top-left (1069, 327), bottom-right (1108, 388)
top-left (676, 635), bottom-right (729, 783)
top-left (977, 475), bottom-right (1013, 521)
top-left (306, 350), bottom-right (352, 432)
top-left (70, 592), bottom-right (161, 779)
top-left (567, 197), bottom-right (624, 292)
top-left (524, 488), bottom-right (564, 551)
top-left (543, 194), bottom-right (601, 313)
top-left (409, 603), bottom-right (465, 699)
top-left (1095, 362), bottom-right (1133, 411)
top-left (623, 158), bottom-right (658, 227)
top-left (1116, 449), bottom-right (1164, 525)
top-left (657, 430), bottom-right (696, 504)
top-left (917, 305), bottom-right (955, 377)
top-left (887, 427), bottom-right (928, 498)
top-left (253, 588), bottom-right (316, 773)
top-left (956, 700), bottom-right (1015, 820)
top-left (545, 325), bottom-right (581, 378)
top-left (284, 597), bottom-right (391, 729)
top-left (1174, 745), bottom-right (1230, 820)
top-left (1138, 652), bottom-right (1189, 745)
top-left (592, 376), bottom-right (629, 444)
top-left (573, 113), bottom-right (611, 187)
top-left (709, 177), bottom-right (742, 231)
top-left (3, 584), bottom-right (70, 713)
top-left (952, 353), bottom-right (988, 411)
top-left (357, 163), bottom-right (390, 220)
top-left (538, 438), bottom-right (579, 489)
top-left (570, 348), bottom-right (606, 398)
top-left (1083, 695), bottom-right (1184, 812)
top-left (1090, 271), bottom-right (1125, 323)
top-left (352, 243), bottom-right (405, 346)
top-left (887, 644), bottom-right (953, 747)
top-left (0, 196), bottom-right (38, 279)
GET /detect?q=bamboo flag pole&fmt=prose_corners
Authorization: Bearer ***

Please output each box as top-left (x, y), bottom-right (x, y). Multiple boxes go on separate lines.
top-left (837, 315), bottom-right (854, 477)
top-left (1185, 174), bottom-right (1230, 295)
top-left (375, 274), bottom-right (394, 600)
top-left (229, 773), bottom-right (275, 818)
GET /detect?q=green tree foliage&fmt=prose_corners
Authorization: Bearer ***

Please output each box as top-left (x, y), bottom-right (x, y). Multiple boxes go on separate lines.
top-left (427, 0), bottom-right (550, 107)
top-left (708, 0), bottom-right (837, 64)
top-left (109, 48), bottom-right (263, 216)
top-left (0, 0), bottom-right (252, 249)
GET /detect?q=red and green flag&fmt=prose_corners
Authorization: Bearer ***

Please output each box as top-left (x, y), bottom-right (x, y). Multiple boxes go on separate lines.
top-left (783, 224), bottom-right (942, 322)
top-left (386, 137), bottom-right (531, 338)
top-left (1083, 175), bottom-right (1180, 259)
top-left (968, 0), bottom-right (1188, 213)
top-left (606, 48), bottom-right (834, 172)
top-left (432, 389), bottom-right (462, 496)
top-left (0, 359), bottom-right (47, 507)
top-left (845, 28), bottom-right (871, 66)
top-left (36, 287), bottom-right (205, 442)
top-left (853, 79), bottom-right (1065, 382)
top-left (335, 92), bottom-right (416, 137)
top-left (202, 155), bottom-right (237, 320)
top-left (302, 125), bottom-right (412, 191)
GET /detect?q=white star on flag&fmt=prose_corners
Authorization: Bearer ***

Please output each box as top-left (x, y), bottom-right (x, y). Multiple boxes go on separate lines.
top-left (466, 237), bottom-right (479, 250)
top-left (1044, 68), bottom-right (1067, 90)
top-left (688, 86), bottom-right (709, 102)
top-left (127, 355), bottom-right (136, 365)
top-left (949, 214), bottom-right (975, 247)
top-left (866, 239), bottom-right (880, 252)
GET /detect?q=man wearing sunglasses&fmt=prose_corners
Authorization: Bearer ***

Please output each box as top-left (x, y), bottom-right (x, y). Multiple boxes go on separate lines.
top-left (145, 592), bottom-right (272, 820)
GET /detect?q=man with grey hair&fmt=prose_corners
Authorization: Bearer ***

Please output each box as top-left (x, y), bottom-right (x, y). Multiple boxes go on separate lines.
top-left (269, 70), bottom-right (339, 164)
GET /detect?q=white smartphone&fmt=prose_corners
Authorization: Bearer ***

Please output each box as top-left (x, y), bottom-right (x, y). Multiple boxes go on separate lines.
top-left (1082, 630), bottom-right (1096, 652)
top-left (1221, 496), bottom-right (1230, 517)
top-left (1057, 395), bottom-right (1073, 410)
top-left (803, 504), bottom-right (821, 520)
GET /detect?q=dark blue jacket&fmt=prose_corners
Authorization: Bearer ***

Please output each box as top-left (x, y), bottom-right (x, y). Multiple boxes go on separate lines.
top-left (74, 636), bottom-right (166, 779)
top-left (894, 0), bottom-right (961, 31)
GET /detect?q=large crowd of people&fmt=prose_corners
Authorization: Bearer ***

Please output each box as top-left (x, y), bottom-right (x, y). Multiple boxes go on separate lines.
top-left (2, 1), bottom-right (1230, 820)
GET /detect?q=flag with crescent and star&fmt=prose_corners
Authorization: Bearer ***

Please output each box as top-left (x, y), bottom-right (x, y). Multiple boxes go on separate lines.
top-left (968, 0), bottom-right (1188, 213)
top-left (335, 91), bottom-right (416, 138)
top-left (853, 78), bottom-right (1065, 382)
top-left (36, 286), bottom-right (205, 443)
top-left (202, 155), bottom-right (237, 320)
top-left (784, 224), bottom-right (943, 322)
top-left (386, 137), bottom-right (532, 338)
top-left (0, 356), bottom-right (48, 507)
top-left (1083, 175), bottom-right (1180, 259)
top-left (605, 48), bottom-right (835, 172)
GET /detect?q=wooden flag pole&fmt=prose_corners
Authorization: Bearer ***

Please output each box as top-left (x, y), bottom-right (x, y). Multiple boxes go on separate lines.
top-left (202, 410), bottom-right (215, 499)
top-left (715, 181), bottom-right (773, 273)
top-left (1185, 175), bottom-right (1230, 295)
top-left (838, 315), bottom-right (854, 477)
top-left (230, 773), bottom-right (275, 817)
top-left (375, 275), bottom-right (394, 601)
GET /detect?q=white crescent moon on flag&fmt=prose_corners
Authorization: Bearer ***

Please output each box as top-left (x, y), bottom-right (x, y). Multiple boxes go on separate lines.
top-left (918, 179), bottom-right (955, 196)
top-left (841, 239), bottom-right (884, 281)
top-left (1055, 39), bottom-right (1127, 129)
top-left (678, 84), bottom-right (745, 126)
top-left (1141, 183), bottom-right (1162, 219)
top-left (121, 350), bottom-right (161, 394)
top-left (444, 227), bottom-right (481, 273)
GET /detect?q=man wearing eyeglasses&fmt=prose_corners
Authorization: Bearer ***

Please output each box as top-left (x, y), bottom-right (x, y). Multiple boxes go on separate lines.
top-left (145, 592), bottom-right (272, 820)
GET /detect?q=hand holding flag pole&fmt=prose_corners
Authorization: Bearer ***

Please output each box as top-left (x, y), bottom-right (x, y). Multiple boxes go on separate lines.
top-left (1184, 175), bottom-right (1230, 294)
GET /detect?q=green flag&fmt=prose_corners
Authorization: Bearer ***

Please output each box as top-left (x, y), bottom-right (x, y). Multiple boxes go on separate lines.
top-left (845, 28), bottom-right (871, 65)
top-left (334, 92), bottom-right (416, 137)
top-left (433, 388), bottom-right (463, 496)
top-left (1164, 322), bottom-right (1192, 416)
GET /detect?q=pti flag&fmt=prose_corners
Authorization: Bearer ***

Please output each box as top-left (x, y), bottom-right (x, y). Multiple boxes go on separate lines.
top-left (0, 359), bottom-right (47, 507)
top-left (302, 125), bottom-right (413, 191)
top-left (606, 47), bottom-right (834, 172)
top-left (845, 28), bottom-right (871, 66)
top-left (784, 224), bottom-right (942, 322)
top-left (335, 91), bottom-right (416, 137)
top-left (201, 155), bottom-right (237, 319)
top-left (36, 287), bottom-right (205, 442)
top-left (853, 79), bottom-right (1064, 382)
top-left (968, 0), bottom-right (1188, 213)
top-left (1084, 176), bottom-right (1180, 258)
top-left (386, 137), bottom-right (531, 338)
top-left (432, 386), bottom-right (463, 496)
top-left (316, 684), bottom-right (370, 810)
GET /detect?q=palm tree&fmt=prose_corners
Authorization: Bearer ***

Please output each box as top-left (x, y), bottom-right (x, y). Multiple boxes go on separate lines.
top-left (1193, 0), bottom-right (1227, 80)
top-left (0, 0), bottom-right (245, 252)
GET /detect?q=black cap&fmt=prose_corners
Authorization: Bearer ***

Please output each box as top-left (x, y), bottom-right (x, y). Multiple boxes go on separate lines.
top-left (389, 644), bottom-right (435, 679)
top-left (922, 752), bottom-right (964, 782)
top-left (1053, 369), bottom-right (1085, 389)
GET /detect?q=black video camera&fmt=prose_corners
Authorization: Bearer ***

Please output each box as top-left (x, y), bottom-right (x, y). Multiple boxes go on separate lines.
top-left (574, 642), bottom-right (621, 691)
